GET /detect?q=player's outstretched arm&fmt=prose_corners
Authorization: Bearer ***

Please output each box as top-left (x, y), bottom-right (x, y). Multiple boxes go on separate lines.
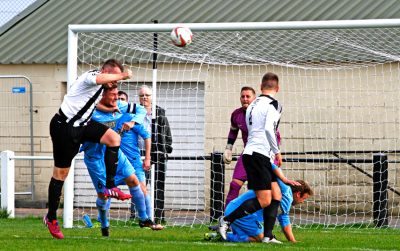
top-left (96, 69), bottom-right (132, 85)
top-left (272, 165), bottom-right (301, 186)
top-left (282, 224), bottom-right (297, 243)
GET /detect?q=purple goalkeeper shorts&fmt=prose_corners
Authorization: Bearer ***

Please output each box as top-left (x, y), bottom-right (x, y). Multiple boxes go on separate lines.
top-left (232, 154), bottom-right (247, 181)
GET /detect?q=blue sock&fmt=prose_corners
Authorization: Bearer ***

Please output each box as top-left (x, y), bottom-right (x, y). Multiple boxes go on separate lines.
top-left (227, 232), bottom-right (249, 242)
top-left (105, 198), bottom-right (111, 210)
top-left (98, 199), bottom-right (111, 222)
top-left (96, 198), bottom-right (109, 228)
top-left (145, 194), bottom-right (152, 219)
top-left (129, 185), bottom-right (148, 220)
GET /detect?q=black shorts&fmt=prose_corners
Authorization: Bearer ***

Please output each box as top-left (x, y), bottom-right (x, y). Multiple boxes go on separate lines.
top-left (242, 152), bottom-right (276, 190)
top-left (50, 113), bottom-right (109, 167)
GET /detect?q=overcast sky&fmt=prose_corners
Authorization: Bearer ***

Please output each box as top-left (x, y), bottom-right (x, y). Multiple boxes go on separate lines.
top-left (0, 0), bottom-right (36, 27)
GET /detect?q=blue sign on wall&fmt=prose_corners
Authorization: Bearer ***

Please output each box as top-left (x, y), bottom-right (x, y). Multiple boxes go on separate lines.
top-left (12, 87), bottom-right (26, 93)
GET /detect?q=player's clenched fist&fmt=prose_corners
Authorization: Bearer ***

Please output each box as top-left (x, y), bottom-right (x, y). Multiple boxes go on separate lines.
top-left (123, 69), bottom-right (133, 80)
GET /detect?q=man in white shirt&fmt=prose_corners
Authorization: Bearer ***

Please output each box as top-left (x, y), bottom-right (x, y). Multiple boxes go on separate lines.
top-left (218, 72), bottom-right (298, 243)
top-left (44, 59), bottom-right (137, 239)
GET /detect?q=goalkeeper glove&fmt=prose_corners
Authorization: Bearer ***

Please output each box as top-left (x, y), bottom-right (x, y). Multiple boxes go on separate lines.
top-left (223, 144), bottom-right (233, 164)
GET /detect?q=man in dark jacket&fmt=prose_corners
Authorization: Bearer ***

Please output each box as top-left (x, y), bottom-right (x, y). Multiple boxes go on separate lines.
top-left (138, 85), bottom-right (173, 223)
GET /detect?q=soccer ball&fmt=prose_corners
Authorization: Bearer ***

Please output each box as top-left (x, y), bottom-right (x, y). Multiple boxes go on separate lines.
top-left (170, 26), bottom-right (193, 47)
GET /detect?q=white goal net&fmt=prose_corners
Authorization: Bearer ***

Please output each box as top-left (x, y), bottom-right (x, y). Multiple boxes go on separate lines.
top-left (69, 21), bottom-right (400, 228)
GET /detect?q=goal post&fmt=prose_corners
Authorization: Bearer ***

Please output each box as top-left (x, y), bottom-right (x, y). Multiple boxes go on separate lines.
top-left (66, 19), bottom-right (400, 228)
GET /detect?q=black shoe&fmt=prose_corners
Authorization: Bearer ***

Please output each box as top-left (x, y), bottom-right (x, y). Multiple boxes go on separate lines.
top-left (139, 218), bottom-right (164, 230)
top-left (208, 225), bottom-right (218, 231)
top-left (101, 227), bottom-right (109, 237)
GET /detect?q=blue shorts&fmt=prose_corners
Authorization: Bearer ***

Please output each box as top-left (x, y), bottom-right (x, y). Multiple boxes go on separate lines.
top-left (127, 155), bottom-right (146, 182)
top-left (230, 215), bottom-right (263, 239)
top-left (225, 197), bottom-right (263, 239)
top-left (85, 150), bottom-right (135, 193)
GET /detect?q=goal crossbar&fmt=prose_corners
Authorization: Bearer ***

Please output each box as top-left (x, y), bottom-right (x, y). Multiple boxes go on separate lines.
top-left (69, 19), bottom-right (400, 32)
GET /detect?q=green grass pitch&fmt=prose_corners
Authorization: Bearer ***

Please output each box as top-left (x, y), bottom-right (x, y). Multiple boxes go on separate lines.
top-left (1, 217), bottom-right (400, 250)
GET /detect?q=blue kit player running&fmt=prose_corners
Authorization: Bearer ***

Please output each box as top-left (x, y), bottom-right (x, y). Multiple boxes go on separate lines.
top-left (206, 164), bottom-right (313, 243)
top-left (81, 86), bottom-right (160, 236)
top-left (118, 113), bottom-right (164, 229)
top-left (117, 92), bottom-right (163, 230)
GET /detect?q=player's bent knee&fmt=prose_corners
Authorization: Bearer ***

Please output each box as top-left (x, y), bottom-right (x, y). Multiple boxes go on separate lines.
top-left (100, 129), bottom-right (121, 147)
top-left (271, 182), bottom-right (282, 200)
top-left (232, 178), bottom-right (244, 187)
top-left (52, 167), bottom-right (70, 181)
top-left (256, 190), bottom-right (272, 208)
top-left (125, 175), bottom-right (139, 187)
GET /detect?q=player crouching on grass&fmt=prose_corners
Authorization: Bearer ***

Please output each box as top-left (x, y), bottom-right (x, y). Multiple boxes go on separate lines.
top-left (205, 164), bottom-right (313, 243)
top-left (80, 86), bottom-right (162, 237)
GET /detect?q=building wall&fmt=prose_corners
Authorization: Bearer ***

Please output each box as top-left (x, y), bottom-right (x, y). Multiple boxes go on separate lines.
top-left (0, 64), bottom-right (65, 203)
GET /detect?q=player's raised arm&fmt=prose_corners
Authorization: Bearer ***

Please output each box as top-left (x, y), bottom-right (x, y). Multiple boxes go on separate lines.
top-left (96, 69), bottom-right (132, 86)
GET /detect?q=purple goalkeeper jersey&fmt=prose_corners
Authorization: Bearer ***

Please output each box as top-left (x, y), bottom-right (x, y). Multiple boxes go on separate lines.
top-left (228, 107), bottom-right (248, 146)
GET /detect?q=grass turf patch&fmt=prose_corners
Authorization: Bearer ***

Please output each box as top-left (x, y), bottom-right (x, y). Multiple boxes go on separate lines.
top-left (1, 217), bottom-right (399, 251)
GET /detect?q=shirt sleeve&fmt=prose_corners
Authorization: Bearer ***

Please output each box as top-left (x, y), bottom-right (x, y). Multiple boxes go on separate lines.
top-left (278, 186), bottom-right (293, 228)
top-left (118, 101), bottom-right (146, 125)
top-left (227, 112), bottom-right (239, 145)
top-left (278, 212), bottom-right (291, 228)
top-left (264, 105), bottom-right (280, 154)
top-left (135, 124), bottom-right (151, 140)
top-left (84, 70), bottom-right (100, 86)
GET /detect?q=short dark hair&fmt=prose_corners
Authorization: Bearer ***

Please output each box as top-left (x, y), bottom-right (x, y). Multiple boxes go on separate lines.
top-left (103, 84), bottom-right (118, 92)
top-left (261, 72), bottom-right (279, 90)
top-left (118, 90), bottom-right (128, 100)
top-left (291, 180), bottom-right (314, 197)
top-left (102, 59), bottom-right (124, 72)
top-left (240, 86), bottom-right (256, 95)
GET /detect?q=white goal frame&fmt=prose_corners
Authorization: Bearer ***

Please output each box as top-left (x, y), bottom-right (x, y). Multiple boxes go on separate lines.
top-left (65, 19), bottom-right (400, 228)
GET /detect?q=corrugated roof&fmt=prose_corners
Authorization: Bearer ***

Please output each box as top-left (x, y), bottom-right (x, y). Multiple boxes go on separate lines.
top-left (2, 0), bottom-right (400, 64)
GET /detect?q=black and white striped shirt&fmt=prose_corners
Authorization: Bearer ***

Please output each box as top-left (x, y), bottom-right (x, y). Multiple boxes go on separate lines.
top-left (60, 70), bottom-right (102, 127)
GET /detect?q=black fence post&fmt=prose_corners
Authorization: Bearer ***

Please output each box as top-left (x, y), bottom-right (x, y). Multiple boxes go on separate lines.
top-left (372, 153), bottom-right (388, 227)
top-left (210, 152), bottom-right (225, 222)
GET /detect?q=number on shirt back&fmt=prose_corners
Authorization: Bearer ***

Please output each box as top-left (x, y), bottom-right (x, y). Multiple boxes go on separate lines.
top-left (248, 99), bottom-right (259, 126)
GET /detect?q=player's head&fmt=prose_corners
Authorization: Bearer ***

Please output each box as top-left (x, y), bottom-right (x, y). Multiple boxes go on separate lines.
top-left (118, 90), bottom-right (128, 102)
top-left (138, 85), bottom-right (152, 108)
top-left (101, 59), bottom-right (124, 73)
top-left (291, 180), bottom-right (313, 205)
top-left (101, 59), bottom-right (124, 86)
top-left (240, 86), bottom-right (256, 109)
top-left (260, 72), bottom-right (279, 93)
top-left (101, 85), bottom-right (119, 107)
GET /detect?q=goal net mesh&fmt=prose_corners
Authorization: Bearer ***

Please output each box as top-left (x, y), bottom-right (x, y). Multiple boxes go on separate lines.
top-left (71, 26), bottom-right (400, 228)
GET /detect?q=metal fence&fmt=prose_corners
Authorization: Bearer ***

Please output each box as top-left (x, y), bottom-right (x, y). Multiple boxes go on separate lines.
top-left (0, 75), bottom-right (34, 199)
